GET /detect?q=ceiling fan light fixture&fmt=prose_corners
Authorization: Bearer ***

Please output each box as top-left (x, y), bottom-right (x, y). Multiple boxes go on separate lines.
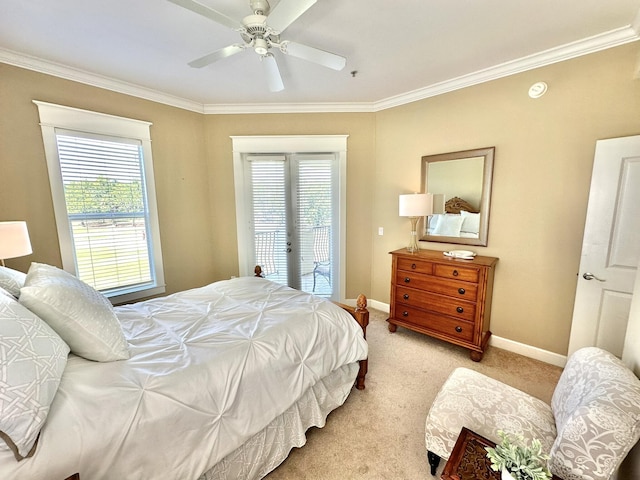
top-left (254, 38), bottom-right (269, 55)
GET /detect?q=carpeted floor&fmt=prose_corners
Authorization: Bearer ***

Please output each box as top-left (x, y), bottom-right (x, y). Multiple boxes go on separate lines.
top-left (265, 308), bottom-right (563, 479)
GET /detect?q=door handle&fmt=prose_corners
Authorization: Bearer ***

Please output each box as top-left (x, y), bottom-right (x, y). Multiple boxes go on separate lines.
top-left (583, 272), bottom-right (605, 282)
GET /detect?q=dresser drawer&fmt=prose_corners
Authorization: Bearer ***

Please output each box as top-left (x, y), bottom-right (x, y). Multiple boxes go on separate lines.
top-left (395, 286), bottom-right (476, 321)
top-left (396, 257), bottom-right (433, 275)
top-left (395, 271), bottom-right (435, 291)
top-left (434, 264), bottom-right (479, 283)
top-left (396, 275), bottom-right (478, 302)
top-left (393, 305), bottom-right (474, 342)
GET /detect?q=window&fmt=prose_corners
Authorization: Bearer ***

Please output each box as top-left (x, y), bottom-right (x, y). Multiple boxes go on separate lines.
top-left (34, 101), bottom-right (165, 303)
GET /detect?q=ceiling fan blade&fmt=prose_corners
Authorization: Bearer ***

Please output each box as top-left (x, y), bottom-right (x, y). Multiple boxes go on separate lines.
top-left (168, 0), bottom-right (239, 30)
top-left (267, 0), bottom-right (317, 34)
top-left (262, 54), bottom-right (284, 92)
top-left (281, 41), bottom-right (346, 71)
top-left (188, 44), bottom-right (245, 68)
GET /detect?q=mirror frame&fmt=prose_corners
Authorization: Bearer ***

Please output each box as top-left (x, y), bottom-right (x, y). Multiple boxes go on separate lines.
top-left (420, 146), bottom-right (495, 247)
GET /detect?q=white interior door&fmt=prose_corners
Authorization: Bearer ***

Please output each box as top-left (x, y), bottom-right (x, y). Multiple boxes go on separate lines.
top-left (568, 135), bottom-right (640, 357)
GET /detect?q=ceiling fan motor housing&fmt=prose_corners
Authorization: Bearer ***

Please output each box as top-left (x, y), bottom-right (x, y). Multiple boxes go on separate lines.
top-left (242, 13), bottom-right (280, 53)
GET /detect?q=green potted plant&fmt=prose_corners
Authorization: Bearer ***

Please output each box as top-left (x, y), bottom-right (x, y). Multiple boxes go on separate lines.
top-left (485, 430), bottom-right (552, 480)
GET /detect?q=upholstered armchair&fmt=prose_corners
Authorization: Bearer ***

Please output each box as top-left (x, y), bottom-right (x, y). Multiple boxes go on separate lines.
top-left (425, 347), bottom-right (640, 480)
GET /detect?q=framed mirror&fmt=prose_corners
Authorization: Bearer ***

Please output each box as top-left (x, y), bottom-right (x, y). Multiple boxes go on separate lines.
top-left (420, 147), bottom-right (494, 247)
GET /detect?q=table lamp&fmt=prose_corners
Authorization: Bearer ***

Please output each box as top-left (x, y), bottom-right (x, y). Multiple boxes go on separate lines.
top-left (399, 193), bottom-right (433, 253)
top-left (0, 221), bottom-right (33, 267)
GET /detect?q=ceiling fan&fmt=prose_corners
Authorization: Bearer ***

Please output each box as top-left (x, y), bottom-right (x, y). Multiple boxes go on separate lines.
top-left (169, 0), bottom-right (347, 92)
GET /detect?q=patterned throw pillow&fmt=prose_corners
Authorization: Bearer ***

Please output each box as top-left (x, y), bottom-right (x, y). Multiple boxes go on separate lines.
top-left (19, 263), bottom-right (130, 362)
top-left (0, 266), bottom-right (27, 298)
top-left (0, 293), bottom-right (70, 460)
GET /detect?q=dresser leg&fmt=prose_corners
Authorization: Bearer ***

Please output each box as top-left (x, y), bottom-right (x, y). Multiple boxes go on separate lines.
top-left (470, 330), bottom-right (492, 361)
top-left (387, 321), bottom-right (397, 332)
top-left (427, 450), bottom-right (440, 476)
top-left (470, 350), bottom-right (484, 362)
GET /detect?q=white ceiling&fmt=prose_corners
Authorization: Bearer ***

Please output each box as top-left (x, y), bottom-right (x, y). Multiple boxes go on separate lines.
top-left (1, 0), bottom-right (639, 113)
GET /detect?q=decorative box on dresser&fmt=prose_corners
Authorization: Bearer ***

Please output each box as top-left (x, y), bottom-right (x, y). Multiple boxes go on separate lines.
top-left (388, 248), bottom-right (498, 361)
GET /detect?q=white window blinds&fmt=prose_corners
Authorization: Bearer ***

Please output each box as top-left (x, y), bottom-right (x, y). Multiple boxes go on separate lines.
top-left (55, 131), bottom-right (153, 292)
top-left (34, 100), bottom-right (165, 303)
top-left (248, 156), bottom-right (288, 284)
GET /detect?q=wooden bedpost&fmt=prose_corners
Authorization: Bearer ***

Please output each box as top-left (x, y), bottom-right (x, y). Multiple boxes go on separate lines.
top-left (254, 266), bottom-right (263, 277)
top-left (334, 294), bottom-right (369, 390)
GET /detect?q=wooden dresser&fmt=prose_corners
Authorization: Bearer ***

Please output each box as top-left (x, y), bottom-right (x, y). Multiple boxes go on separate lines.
top-left (388, 248), bottom-right (498, 361)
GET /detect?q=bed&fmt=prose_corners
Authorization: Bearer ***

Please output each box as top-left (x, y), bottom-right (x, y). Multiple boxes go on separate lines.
top-left (427, 196), bottom-right (481, 238)
top-left (0, 263), bottom-right (369, 480)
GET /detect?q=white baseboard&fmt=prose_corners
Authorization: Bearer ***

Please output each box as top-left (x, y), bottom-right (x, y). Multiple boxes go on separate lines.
top-left (352, 299), bottom-right (567, 368)
top-left (368, 299), bottom-right (390, 313)
top-left (489, 335), bottom-right (567, 367)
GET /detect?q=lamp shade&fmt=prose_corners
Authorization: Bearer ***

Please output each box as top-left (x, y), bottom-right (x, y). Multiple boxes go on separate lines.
top-left (399, 193), bottom-right (433, 217)
top-left (0, 221), bottom-right (33, 260)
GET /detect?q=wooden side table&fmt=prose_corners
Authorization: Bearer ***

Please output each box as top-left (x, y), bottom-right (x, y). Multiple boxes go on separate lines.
top-left (441, 427), bottom-right (561, 480)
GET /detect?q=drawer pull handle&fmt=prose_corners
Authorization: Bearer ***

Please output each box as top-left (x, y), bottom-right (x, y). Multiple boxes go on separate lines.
top-left (404, 277), bottom-right (411, 283)
top-left (411, 263), bottom-right (417, 269)
top-left (402, 311), bottom-right (409, 317)
top-left (456, 307), bottom-right (464, 313)
top-left (458, 288), bottom-right (465, 295)
top-left (452, 270), bottom-right (459, 277)
top-left (403, 294), bottom-right (409, 300)
top-left (455, 326), bottom-right (462, 333)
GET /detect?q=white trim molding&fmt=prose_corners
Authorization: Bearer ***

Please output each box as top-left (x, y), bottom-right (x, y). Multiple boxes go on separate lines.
top-left (0, 49), bottom-right (204, 114)
top-left (2, 24), bottom-right (638, 115)
top-left (358, 299), bottom-right (567, 367)
top-left (373, 26), bottom-right (640, 112)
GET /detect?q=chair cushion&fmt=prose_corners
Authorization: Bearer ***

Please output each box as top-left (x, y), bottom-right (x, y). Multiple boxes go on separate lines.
top-left (425, 367), bottom-right (557, 460)
top-left (550, 347), bottom-right (640, 480)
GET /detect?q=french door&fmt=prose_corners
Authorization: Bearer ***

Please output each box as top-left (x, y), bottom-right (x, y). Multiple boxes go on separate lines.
top-left (234, 150), bottom-right (344, 299)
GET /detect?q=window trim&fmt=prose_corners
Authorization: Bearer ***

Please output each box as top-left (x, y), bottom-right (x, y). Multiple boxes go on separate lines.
top-left (34, 100), bottom-right (165, 303)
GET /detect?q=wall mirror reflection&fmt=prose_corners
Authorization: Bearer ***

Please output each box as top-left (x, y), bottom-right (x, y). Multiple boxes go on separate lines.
top-left (420, 147), bottom-right (495, 247)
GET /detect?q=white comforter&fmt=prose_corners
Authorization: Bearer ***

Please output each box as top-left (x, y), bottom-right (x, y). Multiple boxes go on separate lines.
top-left (0, 277), bottom-right (368, 480)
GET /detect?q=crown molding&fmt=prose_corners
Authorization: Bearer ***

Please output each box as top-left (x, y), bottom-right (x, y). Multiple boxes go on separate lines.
top-left (372, 25), bottom-right (640, 112)
top-left (203, 102), bottom-right (375, 114)
top-left (1, 23), bottom-right (638, 115)
top-left (0, 48), bottom-right (205, 114)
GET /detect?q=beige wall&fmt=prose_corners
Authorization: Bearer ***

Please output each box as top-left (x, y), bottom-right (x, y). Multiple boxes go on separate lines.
top-left (1, 42), bottom-right (639, 355)
top-left (0, 64), bottom-right (215, 294)
top-left (372, 42), bottom-right (640, 355)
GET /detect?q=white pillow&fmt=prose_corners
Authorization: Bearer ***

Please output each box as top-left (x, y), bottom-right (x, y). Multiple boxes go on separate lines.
top-left (0, 266), bottom-right (26, 298)
top-left (19, 263), bottom-right (130, 362)
top-left (0, 286), bottom-right (15, 300)
top-left (0, 293), bottom-right (69, 460)
top-left (432, 214), bottom-right (464, 237)
top-left (460, 210), bottom-right (481, 234)
top-left (427, 214), bottom-right (442, 233)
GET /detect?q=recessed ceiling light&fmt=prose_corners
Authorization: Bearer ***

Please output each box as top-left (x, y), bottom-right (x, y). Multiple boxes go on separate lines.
top-left (528, 82), bottom-right (548, 99)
